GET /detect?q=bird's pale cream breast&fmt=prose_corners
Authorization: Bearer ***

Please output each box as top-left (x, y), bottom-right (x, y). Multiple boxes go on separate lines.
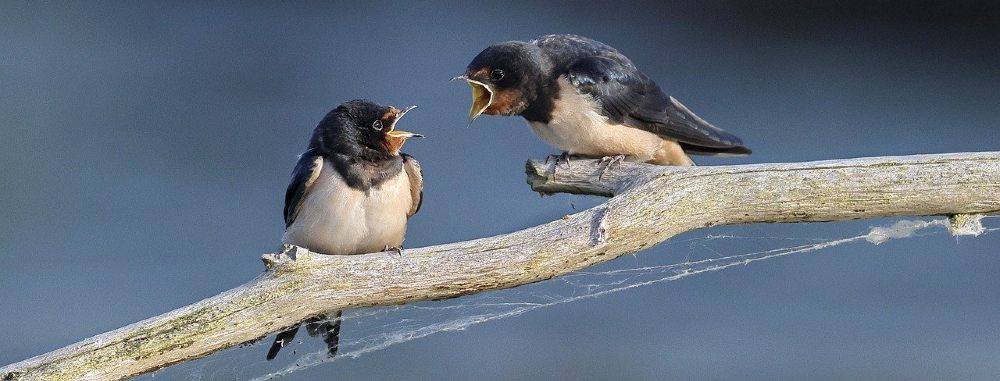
top-left (282, 161), bottom-right (412, 255)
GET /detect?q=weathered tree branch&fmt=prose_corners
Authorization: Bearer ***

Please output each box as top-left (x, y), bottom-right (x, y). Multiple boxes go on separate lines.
top-left (3, 152), bottom-right (999, 381)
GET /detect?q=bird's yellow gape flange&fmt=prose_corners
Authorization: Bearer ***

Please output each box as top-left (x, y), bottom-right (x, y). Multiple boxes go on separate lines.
top-left (465, 79), bottom-right (494, 123)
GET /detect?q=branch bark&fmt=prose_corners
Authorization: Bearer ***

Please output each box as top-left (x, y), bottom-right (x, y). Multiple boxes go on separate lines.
top-left (3, 152), bottom-right (999, 381)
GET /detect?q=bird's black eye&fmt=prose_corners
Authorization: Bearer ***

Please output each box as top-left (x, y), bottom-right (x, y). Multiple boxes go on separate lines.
top-left (372, 120), bottom-right (383, 130)
top-left (490, 69), bottom-right (505, 81)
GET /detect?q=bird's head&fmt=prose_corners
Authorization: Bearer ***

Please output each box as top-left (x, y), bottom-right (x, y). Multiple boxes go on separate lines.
top-left (456, 41), bottom-right (546, 123)
top-left (314, 99), bottom-right (422, 156)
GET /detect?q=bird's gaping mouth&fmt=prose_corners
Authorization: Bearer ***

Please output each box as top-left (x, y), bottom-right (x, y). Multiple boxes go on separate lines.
top-left (454, 76), bottom-right (494, 124)
top-left (383, 105), bottom-right (422, 155)
top-left (387, 105), bottom-right (422, 137)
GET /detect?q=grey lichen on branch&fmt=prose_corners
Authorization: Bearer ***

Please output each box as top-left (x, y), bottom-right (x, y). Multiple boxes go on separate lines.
top-left (2, 152), bottom-right (999, 381)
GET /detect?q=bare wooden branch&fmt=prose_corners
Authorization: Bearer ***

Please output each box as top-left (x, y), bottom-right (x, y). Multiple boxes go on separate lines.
top-left (3, 152), bottom-right (999, 381)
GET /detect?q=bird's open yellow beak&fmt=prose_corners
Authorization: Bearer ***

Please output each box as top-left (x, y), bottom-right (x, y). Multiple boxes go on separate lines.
top-left (386, 130), bottom-right (423, 138)
top-left (453, 75), bottom-right (494, 124)
top-left (387, 105), bottom-right (423, 138)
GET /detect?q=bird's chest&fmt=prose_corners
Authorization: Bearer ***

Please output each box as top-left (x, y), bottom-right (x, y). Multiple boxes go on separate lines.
top-left (527, 78), bottom-right (663, 160)
top-left (283, 162), bottom-right (411, 255)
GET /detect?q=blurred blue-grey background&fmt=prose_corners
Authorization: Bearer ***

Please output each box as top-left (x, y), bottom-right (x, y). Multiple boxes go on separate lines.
top-left (2, 1), bottom-right (999, 380)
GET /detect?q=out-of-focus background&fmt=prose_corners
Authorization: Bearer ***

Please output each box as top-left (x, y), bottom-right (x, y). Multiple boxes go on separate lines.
top-left (2, 1), bottom-right (998, 380)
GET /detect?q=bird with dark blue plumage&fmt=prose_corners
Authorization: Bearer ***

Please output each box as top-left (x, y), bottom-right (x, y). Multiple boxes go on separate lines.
top-left (458, 34), bottom-right (751, 166)
top-left (266, 99), bottom-right (424, 361)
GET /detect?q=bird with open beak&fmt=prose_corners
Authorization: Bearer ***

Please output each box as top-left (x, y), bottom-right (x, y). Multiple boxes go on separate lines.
top-left (457, 34), bottom-right (751, 166)
top-left (266, 99), bottom-right (424, 361)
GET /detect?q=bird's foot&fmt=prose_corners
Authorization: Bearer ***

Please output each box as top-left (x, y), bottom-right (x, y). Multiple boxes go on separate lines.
top-left (597, 154), bottom-right (626, 181)
top-left (557, 152), bottom-right (572, 169)
top-left (384, 245), bottom-right (404, 256)
top-left (544, 152), bottom-right (572, 169)
top-left (544, 152), bottom-right (573, 180)
top-left (544, 153), bottom-right (557, 165)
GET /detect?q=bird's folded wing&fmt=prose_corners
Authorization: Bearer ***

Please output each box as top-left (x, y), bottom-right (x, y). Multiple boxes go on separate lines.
top-left (284, 148), bottom-right (325, 228)
top-left (566, 56), bottom-right (750, 154)
top-left (401, 153), bottom-right (423, 217)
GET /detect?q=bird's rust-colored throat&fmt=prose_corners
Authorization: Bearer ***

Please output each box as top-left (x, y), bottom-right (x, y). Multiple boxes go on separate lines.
top-left (383, 105), bottom-right (422, 155)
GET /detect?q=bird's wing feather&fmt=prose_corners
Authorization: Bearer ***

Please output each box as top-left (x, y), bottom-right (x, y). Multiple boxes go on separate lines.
top-left (401, 153), bottom-right (423, 217)
top-left (284, 149), bottom-right (324, 228)
top-left (566, 56), bottom-right (750, 154)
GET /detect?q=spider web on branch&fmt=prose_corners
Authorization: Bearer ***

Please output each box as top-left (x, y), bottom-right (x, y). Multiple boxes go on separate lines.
top-left (138, 216), bottom-right (998, 381)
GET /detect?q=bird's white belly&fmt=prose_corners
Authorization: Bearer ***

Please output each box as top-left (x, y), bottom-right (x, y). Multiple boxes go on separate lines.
top-left (527, 77), bottom-right (664, 161)
top-left (282, 162), bottom-right (411, 255)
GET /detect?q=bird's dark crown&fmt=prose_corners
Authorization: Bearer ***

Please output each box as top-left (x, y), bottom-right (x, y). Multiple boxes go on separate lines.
top-left (467, 42), bottom-right (545, 84)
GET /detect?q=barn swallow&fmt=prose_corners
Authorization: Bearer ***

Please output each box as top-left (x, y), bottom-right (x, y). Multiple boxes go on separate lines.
top-left (266, 99), bottom-right (424, 360)
top-left (458, 34), bottom-right (750, 166)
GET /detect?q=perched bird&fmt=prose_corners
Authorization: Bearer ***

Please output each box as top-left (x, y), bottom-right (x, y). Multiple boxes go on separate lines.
top-left (458, 34), bottom-right (750, 166)
top-left (266, 99), bottom-right (424, 360)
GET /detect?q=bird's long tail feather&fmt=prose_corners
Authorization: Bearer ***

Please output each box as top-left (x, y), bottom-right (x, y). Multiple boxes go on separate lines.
top-left (306, 310), bottom-right (343, 358)
top-left (266, 325), bottom-right (301, 361)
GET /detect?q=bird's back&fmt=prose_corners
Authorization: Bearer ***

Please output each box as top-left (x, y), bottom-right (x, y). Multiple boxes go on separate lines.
top-left (532, 34), bottom-right (636, 71)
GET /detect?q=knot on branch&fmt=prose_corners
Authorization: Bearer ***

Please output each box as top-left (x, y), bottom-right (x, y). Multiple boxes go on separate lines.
top-left (590, 206), bottom-right (611, 246)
